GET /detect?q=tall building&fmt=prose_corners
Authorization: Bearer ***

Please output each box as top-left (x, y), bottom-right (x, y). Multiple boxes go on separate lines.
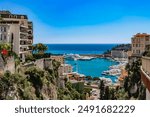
top-left (0, 11), bottom-right (33, 62)
top-left (131, 33), bottom-right (150, 56)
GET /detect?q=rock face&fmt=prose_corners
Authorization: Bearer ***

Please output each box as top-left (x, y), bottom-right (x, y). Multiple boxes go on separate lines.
top-left (0, 56), bottom-right (15, 74)
top-left (0, 59), bottom-right (59, 100)
top-left (42, 83), bottom-right (57, 100)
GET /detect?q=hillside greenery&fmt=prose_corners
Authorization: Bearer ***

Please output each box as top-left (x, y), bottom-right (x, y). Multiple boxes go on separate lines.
top-left (99, 59), bottom-right (146, 100)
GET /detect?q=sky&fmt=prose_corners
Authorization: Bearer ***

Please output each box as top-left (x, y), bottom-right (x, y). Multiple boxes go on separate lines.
top-left (1, 0), bottom-right (150, 44)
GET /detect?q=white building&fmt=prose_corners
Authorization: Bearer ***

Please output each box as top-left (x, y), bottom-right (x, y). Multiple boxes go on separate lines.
top-left (111, 50), bottom-right (128, 58)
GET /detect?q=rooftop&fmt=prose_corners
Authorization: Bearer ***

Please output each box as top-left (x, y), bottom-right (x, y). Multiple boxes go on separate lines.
top-left (134, 33), bottom-right (150, 37)
top-left (0, 10), bottom-right (28, 19)
top-left (0, 11), bottom-right (11, 14)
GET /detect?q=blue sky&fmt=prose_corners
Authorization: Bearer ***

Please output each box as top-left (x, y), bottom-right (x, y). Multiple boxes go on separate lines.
top-left (1, 0), bottom-right (150, 44)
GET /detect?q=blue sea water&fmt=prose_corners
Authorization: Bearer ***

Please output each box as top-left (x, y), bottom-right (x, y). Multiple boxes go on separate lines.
top-left (46, 44), bottom-right (117, 54)
top-left (46, 44), bottom-right (119, 82)
top-left (65, 58), bottom-right (118, 82)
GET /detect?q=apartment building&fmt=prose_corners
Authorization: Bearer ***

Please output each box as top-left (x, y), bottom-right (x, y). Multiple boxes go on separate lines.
top-left (0, 11), bottom-right (33, 62)
top-left (131, 33), bottom-right (150, 56)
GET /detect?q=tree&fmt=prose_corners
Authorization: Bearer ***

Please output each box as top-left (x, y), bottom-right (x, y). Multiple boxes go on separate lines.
top-left (33, 43), bottom-right (48, 54)
top-left (99, 80), bottom-right (105, 100)
top-left (103, 86), bottom-right (110, 100)
top-left (109, 87), bottom-right (116, 100)
top-left (123, 59), bottom-right (146, 99)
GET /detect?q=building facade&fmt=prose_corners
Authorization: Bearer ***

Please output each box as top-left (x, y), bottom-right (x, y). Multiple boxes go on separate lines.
top-left (131, 33), bottom-right (150, 56)
top-left (58, 64), bottom-right (72, 76)
top-left (0, 11), bottom-right (33, 62)
top-left (111, 50), bottom-right (128, 58)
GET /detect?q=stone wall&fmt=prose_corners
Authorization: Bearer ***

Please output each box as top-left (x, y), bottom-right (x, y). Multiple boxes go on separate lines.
top-left (34, 58), bottom-right (53, 70)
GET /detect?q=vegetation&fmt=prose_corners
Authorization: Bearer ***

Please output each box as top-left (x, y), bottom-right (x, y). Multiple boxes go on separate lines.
top-left (103, 44), bottom-right (131, 55)
top-left (30, 43), bottom-right (51, 60)
top-left (0, 59), bottom-right (61, 100)
top-left (57, 81), bottom-right (92, 100)
top-left (99, 59), bottom-right (146, 100)
top-left (33, 43), bottom-right (48, 54)
top-left (33, 53), bottom-right (51, 60)
top-left (124, 59), bottom-right (146, 99)
top-left (0, 43), bottom-right (11, 51)
top-left (143, 45), bottom-right (150, 57)
top-left (25, 53), bottom-right (35, 62)
top-left (112, 44), bottom-right (131, 51)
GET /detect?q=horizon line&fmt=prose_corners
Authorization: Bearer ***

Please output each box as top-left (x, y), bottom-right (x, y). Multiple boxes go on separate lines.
top-left (33, 43), bottom-right (131, 45)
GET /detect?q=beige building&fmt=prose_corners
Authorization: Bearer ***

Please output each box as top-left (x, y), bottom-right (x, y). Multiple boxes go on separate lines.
top-left (50, 55), bottom-right (64, 64)
top-left (58, 64), bottom-right (72, 76)
top-left (0, 11), bottom-right (33, 62)
top-left (131, 33), bottom-right (150, 56)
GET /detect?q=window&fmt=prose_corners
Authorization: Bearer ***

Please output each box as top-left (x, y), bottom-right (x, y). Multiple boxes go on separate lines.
top-left (133, 44), bottom-right (135, 47)
top-left (4, 35), bottom-right (6, 40)
top-left (4, 27), bottom-right (6, 32)
top-left (146, 38), bottom-right (149, 41)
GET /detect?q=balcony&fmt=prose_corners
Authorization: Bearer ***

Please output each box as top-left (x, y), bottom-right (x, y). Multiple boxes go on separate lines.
top-left (141, 56), bottom-right (150, 93)
top-left (20, 27), bottom-right (28, 34)
top-left (20, 41), bottom-right (28, 46)
top-left (28, 35), bottom-right (33, 40)
top-left (20, 47), bottom-right (28, 53)
top-left (28, 41), bottom-right (32, 45)
top-left (20, 33), bottom-right (28, 40)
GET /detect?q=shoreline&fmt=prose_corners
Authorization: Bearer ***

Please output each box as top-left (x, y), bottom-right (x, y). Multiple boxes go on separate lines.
top-left (64, 54), bottom-right (124, 83)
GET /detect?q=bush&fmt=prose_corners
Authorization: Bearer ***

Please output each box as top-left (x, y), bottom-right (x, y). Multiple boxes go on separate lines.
top-left (33, 53), bottom-right (51, 59)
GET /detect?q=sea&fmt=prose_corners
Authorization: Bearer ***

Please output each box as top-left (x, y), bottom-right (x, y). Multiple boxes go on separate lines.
top-left (45, 44), bottom-right (119, 82)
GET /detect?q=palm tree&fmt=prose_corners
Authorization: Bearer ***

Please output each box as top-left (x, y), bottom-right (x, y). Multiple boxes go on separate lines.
top-left (33, 43), bottom-right (48, 54)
